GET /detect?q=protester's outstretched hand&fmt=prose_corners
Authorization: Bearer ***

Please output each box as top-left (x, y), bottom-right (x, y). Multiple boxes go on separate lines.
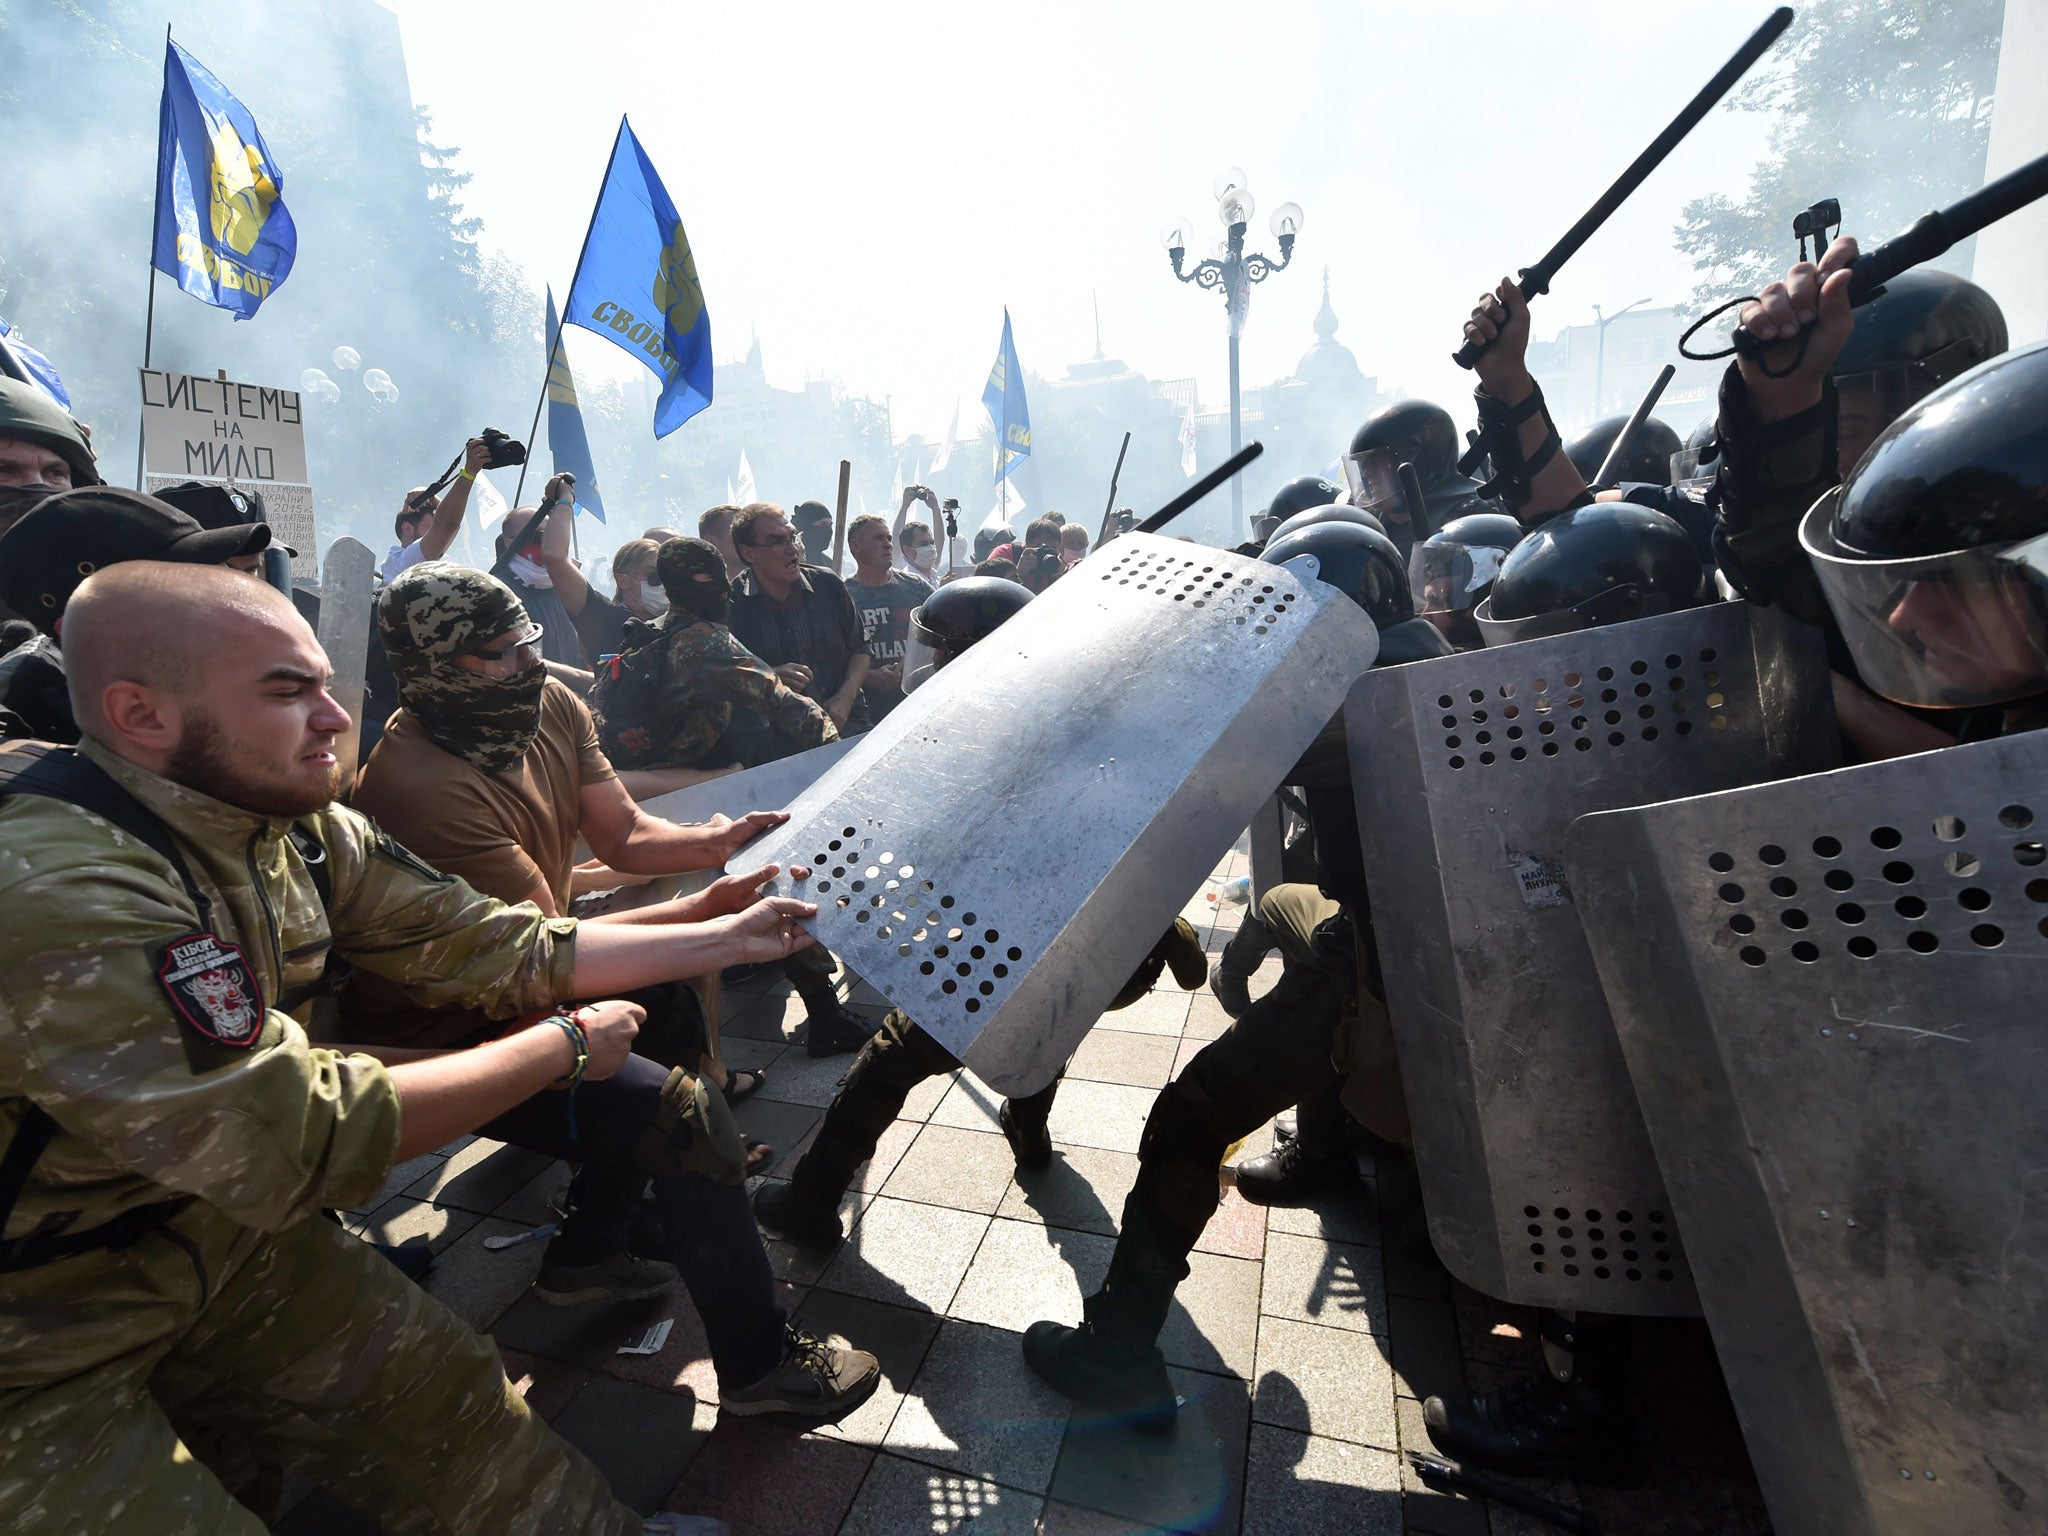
top-left (571, 998), bottom-right (643, 1080)
top-left (697, 809), bottom-right (788, 858)
top-left (1737, 235), bottom-right (1858, 425)
top-left (1464, 277), bottom-right (1535, 400)
top-left (541, 494), bottom-right (575, 562)
top-left (719, 896), bottom-right (820, 962)
top-left (694, 861), bottom-right (807, 919)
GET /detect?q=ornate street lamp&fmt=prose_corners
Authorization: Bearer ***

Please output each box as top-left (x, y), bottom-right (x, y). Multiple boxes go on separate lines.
top-left (1162, 168), bottom-right (1303, 536)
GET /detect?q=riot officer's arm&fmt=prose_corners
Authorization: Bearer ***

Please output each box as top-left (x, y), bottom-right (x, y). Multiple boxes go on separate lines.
top-left (1462, 277), bottom-right (1591, 523)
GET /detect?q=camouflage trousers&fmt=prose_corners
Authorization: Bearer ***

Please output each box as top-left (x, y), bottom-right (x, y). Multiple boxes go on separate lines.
top-left (787, 1009), bottom-right (1059, 1212)
top-left (0, 1206), bottom-right (635, 1536)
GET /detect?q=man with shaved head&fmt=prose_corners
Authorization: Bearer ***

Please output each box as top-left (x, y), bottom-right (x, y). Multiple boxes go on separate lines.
top-left (0, 562), bottom-right (827, 1534)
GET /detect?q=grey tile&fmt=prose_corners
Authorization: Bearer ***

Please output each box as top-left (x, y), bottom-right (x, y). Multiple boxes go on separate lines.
top-left (750, 1177), bottom-right (869, 1283)
top-left (1043, 1080), bottom-right (1157, 1156)
top-left (819, 1195), bottom-right (991, 1314)
top-left (840, 1452), bottom-right (1042, 1535)
top-left (1063, 1027), bottom-right (1179, 1089)
top-left (948, 1217), bottom-right (1112, 1334)
top-left (1183, 994), bottom-right (1238, 1043)
top-left (883, 1123), bottom-right (1017, 1214)
top-left (1261, 1232), bottom-right (1388, 1338)
top-left (403, 1138), bottom-right (555, 1215)
top-left (751, 1042), bottom-right (860, 1108)
top-left (342, 1150), bottom-right (445, 1215)
top-left (1263, 1175), bottom-right (1383, 1247)
top-left (549, 1373), bottom-right (706, 1514)
top-left (1395, 1396), bottom-right (1491, 1536)
top-left (1253, 1316), bottom-right (1399, 1450)
top-left (794, 1288), bottom-right (942, 1449)
top-left (1241, 1424), bottom-right (1402, 1536)
top-left (1048, 1364), bottom-right (1248, 1535)
top-left (997, 1145), bottom-right (1139, 1238)
top-left (929, 1072), bottom-right (1005, 1132)
top-left (1159, 1250), bottom-right (1263, 1381)
top-left (1386, 1294), bottom-right (1466, 1403)
top-left (724, 991), bottom-right (807, 1043)
top-left (711, 1034), bottom-right (783, 1071)
top-left (489, 1287), bottom-right (670, 1370)
top-left (885, 1319), bottom-right (1072, 1493)
top-left (422, 1215), bottom-right (549, 1329)
top-left (732, 1096), bottom-right (822, 1161)
top-left (343, 1195), bottom-right (480, 1255)
top-left (497, 1161), bottom-right (572, 1227)
top-left (1103, 990), bottom-right (1191, 1037)
top-left (899, 1068), bottom-right (958, 1122)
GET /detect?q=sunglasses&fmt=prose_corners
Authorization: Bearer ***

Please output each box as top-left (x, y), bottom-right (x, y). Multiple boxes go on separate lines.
top-left (466, 624), bottom-right (545, 671)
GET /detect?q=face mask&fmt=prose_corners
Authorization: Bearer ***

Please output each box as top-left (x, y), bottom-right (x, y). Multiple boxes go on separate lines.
top-left (380, 562), bottom-right (547, 772)
top-left (637, 578), bottom-right (670, 616)
top-left (910, 545), bottom-right (937, 572)
top-left (509, 553), bottom-right (553, 590)
top-left (401, 662), bottom-right (548, 773)
top-left (675, 574), bottom-right (732, 625)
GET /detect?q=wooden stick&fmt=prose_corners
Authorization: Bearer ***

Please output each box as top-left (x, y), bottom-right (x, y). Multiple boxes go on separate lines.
top-left (830, 459), bottom-right (851, 571)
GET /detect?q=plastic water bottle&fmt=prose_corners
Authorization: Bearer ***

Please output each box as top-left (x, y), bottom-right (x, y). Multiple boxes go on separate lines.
top-left (1210, 875), bottom-right (1252, 906)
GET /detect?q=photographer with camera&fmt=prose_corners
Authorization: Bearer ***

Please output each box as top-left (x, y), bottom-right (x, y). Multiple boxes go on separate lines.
top-left (381, 436), bottom-right (494, 583)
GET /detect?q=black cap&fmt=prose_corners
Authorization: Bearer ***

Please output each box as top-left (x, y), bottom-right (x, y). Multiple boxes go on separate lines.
top-left (792, 500), bottom-right (833, 527)
top-left (0, 486), bottom-right (273, 633)
top-left (153, 479), bottom-right (296, 556)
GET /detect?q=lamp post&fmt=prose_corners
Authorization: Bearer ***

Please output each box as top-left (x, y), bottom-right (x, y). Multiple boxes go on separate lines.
top-left (1162, 169), bottom-right (1302, 538)
top-left (1591, 297), bottom-right (1652, 418)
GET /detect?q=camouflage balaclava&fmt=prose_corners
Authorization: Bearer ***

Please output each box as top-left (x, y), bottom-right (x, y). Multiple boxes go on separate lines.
top-left (656, 536), bottom-right (733, 625)
top-left (379, 562), bottom-right (546, 773)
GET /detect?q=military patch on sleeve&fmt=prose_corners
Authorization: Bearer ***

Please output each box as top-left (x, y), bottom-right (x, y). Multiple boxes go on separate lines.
top-left (158, 932), bottom-right (266, 1049)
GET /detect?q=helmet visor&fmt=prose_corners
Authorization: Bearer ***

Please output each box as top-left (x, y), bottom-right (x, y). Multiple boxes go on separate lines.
top-left (1342, 448), bottom-right (1405, 521)
top-left (1801, 490), bottom-right (2048, 709)
top-left (1409, 540), bottom-right (1508, 617)
top-left (903, 607), bottom-right (948, 694)
top-left (1472, 583), bottom-right (1671, 648)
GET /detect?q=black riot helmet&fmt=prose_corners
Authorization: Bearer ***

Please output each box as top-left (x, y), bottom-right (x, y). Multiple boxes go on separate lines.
top-left (1266, 475), bottom-right (1347, 525)
top-left (1565, 414), bottom-right (1685, 488)
top-left (1346, 400), bottom-right (1459, 489)
top-left (1475, 501), bottom-right (1706, 647)
top-left (1670, 414), bottom-right (1719, 486)
top-left (1799, 338), bottom-right (2048, 710)
top-left (1269, 501), bottom-right (1388, 547)
top-left (1261, 520), bottom-right (1413, 630)
top-left (1830, 268), bottom-right (2008, 475)
top-left (903, 576), bottom-right (1033, 692)
top-left (1411, 511), bottom-right (1526, 649)
top-left (1344, 399), bottom-right (1486, 547)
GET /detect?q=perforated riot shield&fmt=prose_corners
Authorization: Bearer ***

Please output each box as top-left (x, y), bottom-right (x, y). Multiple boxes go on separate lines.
top-left (1345, 599), bottom-right (1836, 1313)
top-left (746, 533), bottom-right (1379, 1094)
top-left (1571, 732), bottom-right (2048, 1535)
top-left (315, 537), bottom-right (375, 789)
top-left (637, 737), bottom-right (859, 831)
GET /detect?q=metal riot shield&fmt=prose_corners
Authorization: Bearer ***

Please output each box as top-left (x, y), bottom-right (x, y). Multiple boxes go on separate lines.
top-left (636, 737), bottom-right (859, 831)
top-left (315, 537), bottom-right (375, 788)
top-left (1571, 732), bottom-right (2048, 1535)
top-left (1345, 599), bottom-right (1836, 1313)
top-left (746, 533), bottom-right (1379, 1095)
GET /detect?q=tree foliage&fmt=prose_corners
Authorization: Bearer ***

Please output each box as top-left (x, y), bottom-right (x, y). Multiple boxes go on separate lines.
top-left (1675, 0), bottom-right (2003, 308)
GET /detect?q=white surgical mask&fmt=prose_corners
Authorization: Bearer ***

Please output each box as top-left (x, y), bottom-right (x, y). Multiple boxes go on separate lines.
top-left (910, 545), bottom-right (937, 572)
top-left (510, 554), bottom-right (553, 590)
top-left (640, 580), bottom-right (670, 616)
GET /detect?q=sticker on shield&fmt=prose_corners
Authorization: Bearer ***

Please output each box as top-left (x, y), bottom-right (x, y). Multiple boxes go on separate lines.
top-left (1508, 851), bottom-right (1573, 909)
top-left (158, 932), bottom-right (266, 1047)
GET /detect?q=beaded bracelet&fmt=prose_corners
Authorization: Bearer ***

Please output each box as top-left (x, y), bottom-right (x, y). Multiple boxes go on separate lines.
top-left (545, 1014), bottom-right (589, 1137)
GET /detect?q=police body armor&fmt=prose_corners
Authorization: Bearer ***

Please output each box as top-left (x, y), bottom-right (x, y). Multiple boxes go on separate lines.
top-left (1570, 731), bottom-right (2048, 1535)
top-left (1344, 598), bottom-right (1837, 1312)
top-left (745, 533), bottom-right (1379, 1094)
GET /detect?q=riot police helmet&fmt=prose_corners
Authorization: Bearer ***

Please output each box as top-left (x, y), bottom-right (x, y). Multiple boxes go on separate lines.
top-left (1799, 338), bottom-right (2048, 710)
top-left (1829, 268), bottom-right (2008, 475)
top-left (903, 576), bottom-right (1033, 693)
top-left (1475, 501), bottom-right (1707, 646)
top-left (1269, 500), bottom-right (1388, 547)
top-left (1267, 475), bottom-right (1348, 525)
top-left (1670, 414), bottom-right (1719, 486)
top-left (1345, 400), bottom-right (1460, 490)
top-left (1565, 414), bottom-right (1685, 487)
top-left (1411, 511), bottom-right (1527, 639)
top-left (1261, 520), bottom-right (1413, 630)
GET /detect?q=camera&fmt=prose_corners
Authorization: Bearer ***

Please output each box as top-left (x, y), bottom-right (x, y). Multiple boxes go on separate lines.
top-left (479, 427), bottom-right (527, 469)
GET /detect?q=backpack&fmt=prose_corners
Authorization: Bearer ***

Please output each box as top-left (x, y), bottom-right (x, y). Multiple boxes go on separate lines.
top-left (588, 617), bottom-right (673, 769)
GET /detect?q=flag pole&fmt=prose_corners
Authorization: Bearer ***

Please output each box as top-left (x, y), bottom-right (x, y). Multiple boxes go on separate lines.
top-left (513, 116), bottom-right (628, 510)
top-left (137, 23), bottom-right (171, 491)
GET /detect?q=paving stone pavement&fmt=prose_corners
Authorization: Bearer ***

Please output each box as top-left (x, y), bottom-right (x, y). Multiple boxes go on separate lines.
top-left (281, 851), bottom-right (1770, 1534)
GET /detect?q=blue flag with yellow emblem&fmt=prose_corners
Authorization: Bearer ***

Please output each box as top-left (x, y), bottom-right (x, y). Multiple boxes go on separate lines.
top-left (563, 118), bottom-right (712, 439)
top-left (982, 309), bottom-right (1031, 484)
top-left (151, 39), bottom-right (296, 320)
top-left (544, 287), bottom-right (607, 524)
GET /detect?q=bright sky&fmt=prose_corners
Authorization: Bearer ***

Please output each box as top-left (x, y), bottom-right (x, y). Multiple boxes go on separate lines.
top-left (386, 0), bottom-right (1780, 442)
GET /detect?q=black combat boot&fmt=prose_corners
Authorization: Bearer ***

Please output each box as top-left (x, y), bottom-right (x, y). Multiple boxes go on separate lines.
top-left (1233, 1135), bottom-right (1356, 1205)
top-left (1423, 1311), bottom-right (1641, 1483)
top-left (1000, 1079), bottom-right (1059, 1169)
top-left (751, 1179), bottom-right (844, 1249)
top-left (1023, 1206), bottom-right (1184, 1431)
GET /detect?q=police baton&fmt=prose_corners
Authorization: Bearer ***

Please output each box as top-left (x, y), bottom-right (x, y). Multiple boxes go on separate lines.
top-left (1713, 147), bottom-right (2048, 366)
top-left (1135, 442), bottom-right (1263, 535)
top-left (1452, 6), bottom-right (1794, 370)
top-left (1591, 363), bottom-right (1676, 485)
top-left (1097, 431), bottom-right (1133, 547)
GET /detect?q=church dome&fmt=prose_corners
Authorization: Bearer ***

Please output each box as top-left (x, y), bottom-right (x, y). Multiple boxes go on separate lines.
top-left (1294, 269), bottom-right (1362, 384)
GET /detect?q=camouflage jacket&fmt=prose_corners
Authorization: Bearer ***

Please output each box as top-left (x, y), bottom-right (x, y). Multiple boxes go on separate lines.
top-left (599, 616), bottom-right (837, 769)
top-left (0, 739), bottom-right (578, 1250)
